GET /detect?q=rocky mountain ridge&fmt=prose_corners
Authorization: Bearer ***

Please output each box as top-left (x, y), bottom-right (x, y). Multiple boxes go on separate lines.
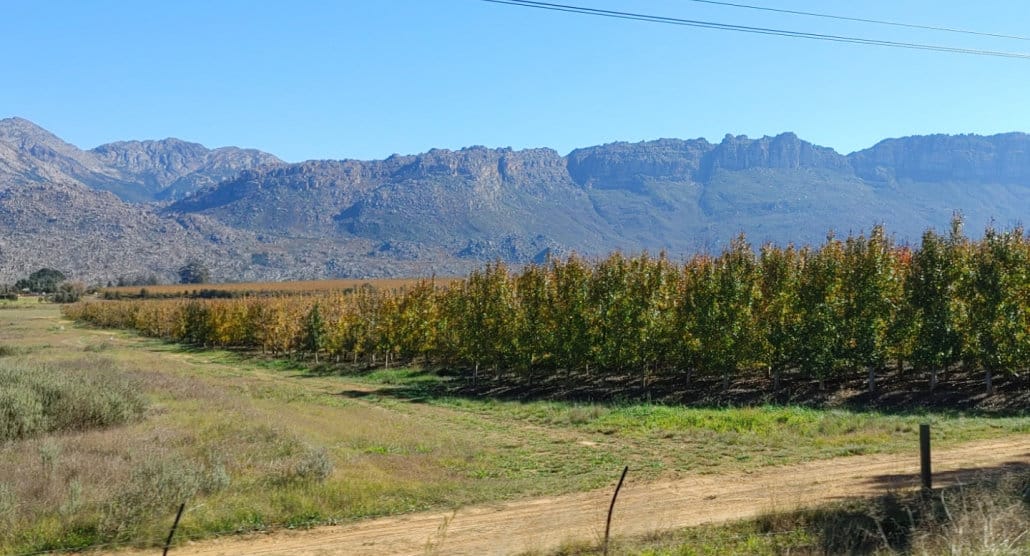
top-left (0, 117), bottom-right (282, 202)
top-left (2, 116), bottom-right (1028, 284)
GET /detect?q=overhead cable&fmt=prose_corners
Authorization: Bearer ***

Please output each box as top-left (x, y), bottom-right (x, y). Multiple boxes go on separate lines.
top-left (480, 0), bottom-right (1030, 60)
top-left (685, 0), bottom-right (1030, 42)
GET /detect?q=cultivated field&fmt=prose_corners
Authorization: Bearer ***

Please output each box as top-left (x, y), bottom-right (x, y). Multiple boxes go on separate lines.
top-left (0, 299), bottom-right (1027, 554)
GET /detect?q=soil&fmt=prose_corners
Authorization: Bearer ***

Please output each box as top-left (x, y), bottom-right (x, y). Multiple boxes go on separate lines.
top-left (136, 437), bottom-right (1028, 556)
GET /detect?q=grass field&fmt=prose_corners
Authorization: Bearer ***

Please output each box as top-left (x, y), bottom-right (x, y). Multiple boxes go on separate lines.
top-left (0, 302), bottom-right (1027, 554)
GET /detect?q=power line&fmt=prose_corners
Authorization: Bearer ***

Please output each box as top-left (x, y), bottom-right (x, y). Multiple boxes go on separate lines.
top-left (684, 0), bottom-right (1030, 42)
top-left (480, 0), bottom-right (1030, 60)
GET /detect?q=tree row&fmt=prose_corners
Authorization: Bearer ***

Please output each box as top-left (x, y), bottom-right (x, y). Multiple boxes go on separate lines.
top-left (64, 220), bottom-right (1030, 395)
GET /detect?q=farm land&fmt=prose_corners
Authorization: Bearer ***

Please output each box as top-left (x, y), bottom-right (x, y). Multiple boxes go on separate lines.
top-left (3, 225), bottom-right (1030, 555)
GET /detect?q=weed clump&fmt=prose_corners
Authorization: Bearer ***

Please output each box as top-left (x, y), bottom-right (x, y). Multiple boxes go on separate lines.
top-left (270, 444), bottom-right (334, 485)
top-left (0, 344), bottom-right (24, 357)
top-left (100, 458), bottom-right (231, 539)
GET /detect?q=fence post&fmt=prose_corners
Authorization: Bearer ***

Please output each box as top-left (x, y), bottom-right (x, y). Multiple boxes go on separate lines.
top-left (919, 424), bottom-right (932, 490)
top-left (163, 502), bottom-right (186, 556)
top-left (603, 466), bottom-right (629, 556)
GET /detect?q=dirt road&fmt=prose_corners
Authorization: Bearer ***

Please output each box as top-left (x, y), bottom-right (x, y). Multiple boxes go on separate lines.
top-left (156, 436), bottom-right (1027, 556)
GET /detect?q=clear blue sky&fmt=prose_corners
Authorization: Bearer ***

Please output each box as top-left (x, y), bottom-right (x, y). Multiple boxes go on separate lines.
top-left (4, 0), bottom-right (1029, 162)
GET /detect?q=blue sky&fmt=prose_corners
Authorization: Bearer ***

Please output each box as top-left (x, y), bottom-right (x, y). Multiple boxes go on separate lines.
top-left (4, 0), bottom-right (1029, 162)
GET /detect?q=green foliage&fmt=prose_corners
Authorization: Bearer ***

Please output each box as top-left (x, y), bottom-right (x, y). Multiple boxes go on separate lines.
top-left (963, 226), bottom-right (1030, 393)
top-left (178, 260), bottom-right (211, 284)
top-left (0, 360), bottom-right (148, 441)
top-left (15, 268), bottom-right (66, 294)
top-left (50, 281), bottom-right (85, 303)
top-left (908, 220), bottom-right (968, 386)
top-left (302, 303), bottom-right (326, 360)
top-left (66, 222), bottom-right (1030, 398)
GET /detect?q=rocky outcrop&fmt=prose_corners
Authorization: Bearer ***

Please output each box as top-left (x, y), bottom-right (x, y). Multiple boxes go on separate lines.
top-left (703, 132), bottom-right (851, 176)
top-left (566, 138), bottom-right (711, 189)
top-left (90, 138), bottom-right (282, 200)
top-left (0, 117), bottom-right (281, 202)
top-left (566, 133), bottom-right (851, 189)
top-left (849, 133), bottom-right (1030, 184)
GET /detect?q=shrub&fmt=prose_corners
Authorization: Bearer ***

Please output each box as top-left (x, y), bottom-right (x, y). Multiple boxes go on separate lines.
top-left (100, 457), bottom-right (232, 538)
top-left (0, 360), bottom-right (148, 441)
top-left (269, 444), bottom-right (334, 485)
top-left (0, 483), bottom-right (15, 527)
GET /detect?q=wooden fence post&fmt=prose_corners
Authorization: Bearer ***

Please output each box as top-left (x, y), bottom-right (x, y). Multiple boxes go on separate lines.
top-left (163, 502), bottom-right (186, 556)
top-left (919, 424), bottom-right (932, 490)
top-left (603, 466), bottom-right (629, 556)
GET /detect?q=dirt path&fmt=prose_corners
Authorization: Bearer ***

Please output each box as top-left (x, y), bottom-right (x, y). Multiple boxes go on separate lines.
top-left (150, 436), bottom-right (1027, 556)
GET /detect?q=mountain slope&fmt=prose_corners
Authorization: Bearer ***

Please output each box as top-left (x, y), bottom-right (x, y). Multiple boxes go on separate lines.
top-left (170, 131), bottom-right (1029, 263)
top-left (2, 117), bottom-right (1029, 284)
top-left (0, 117), bottom-right (281, 202)
top-left (90, 138), bottom-right (283, 200)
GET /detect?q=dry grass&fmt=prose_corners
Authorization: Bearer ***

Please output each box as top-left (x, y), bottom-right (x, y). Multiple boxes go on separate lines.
top-left (535, 469), bottom-right (1030, 555)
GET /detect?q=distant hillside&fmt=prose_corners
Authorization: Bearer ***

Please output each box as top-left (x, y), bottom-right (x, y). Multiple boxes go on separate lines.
top-left (0, 117), bottom-right (282, 202)
top-left (2, 116), bottom-right (1029, 284)
top-left (170, 131), bottom-right (1030, 259)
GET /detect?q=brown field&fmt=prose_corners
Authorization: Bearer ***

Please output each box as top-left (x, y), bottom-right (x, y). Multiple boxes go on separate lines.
top-left (100, 277), bottom-right (463, 297)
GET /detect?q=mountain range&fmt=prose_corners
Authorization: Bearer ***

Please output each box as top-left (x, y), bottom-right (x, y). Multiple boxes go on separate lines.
top-left (1, 116), bottom-right (1028, 284)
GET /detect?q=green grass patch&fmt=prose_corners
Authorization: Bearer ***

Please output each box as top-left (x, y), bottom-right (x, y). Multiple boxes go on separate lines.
top-left (340, 369), bottom-right (1030, 473)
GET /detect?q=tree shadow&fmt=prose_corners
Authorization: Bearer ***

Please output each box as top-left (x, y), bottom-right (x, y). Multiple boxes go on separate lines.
top-left (862, 460), bottom-right (1030, 492)
top-left (325, 362), bottom-right (1029, 419)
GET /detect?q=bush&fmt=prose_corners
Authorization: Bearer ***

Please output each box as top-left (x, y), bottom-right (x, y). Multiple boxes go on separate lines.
top-left (269, 444), bottom-right (334, 485)
top-left (100, 457), bottom-right (232, 538)
top-left (0, 360), bottom-right (148, 441)
top-left (49, 282), bottom-right (85, 304)
top-left (0, 483), bottom-right (15, 527)
top-left (0, 385), bottom-right (48, 440)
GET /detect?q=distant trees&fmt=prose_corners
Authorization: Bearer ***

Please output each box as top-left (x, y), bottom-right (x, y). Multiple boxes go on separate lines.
top-left (50, 281), bottom-right (85, 303)
top-left (115, 274), bottom-right (160, 287)
top-left (178, 261), bottom-right (211, 284)
top-left (15, 268), bottom-right (66, 293)
top-left (0, 284), bottom-right (18, 300)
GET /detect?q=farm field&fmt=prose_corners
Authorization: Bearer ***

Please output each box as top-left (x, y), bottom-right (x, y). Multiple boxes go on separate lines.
top-left (0, 300), bottom-right (1027, 554)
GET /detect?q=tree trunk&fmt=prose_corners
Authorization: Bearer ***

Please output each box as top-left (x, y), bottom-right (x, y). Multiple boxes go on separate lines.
top-left (818, 377), bottom-right (825, 391)
top-left (473, 362), bottom-right (479, 387)
top-left (985, 368), bottom-right (994, 396)
top-left (721, 373), bottom-right (729, 395)
top-left (867, 366), bottom-right (876, 394)
top-left (772, 366), bottom-right (781, 392)
top-left (929, 367), bottom-right (938, 392)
